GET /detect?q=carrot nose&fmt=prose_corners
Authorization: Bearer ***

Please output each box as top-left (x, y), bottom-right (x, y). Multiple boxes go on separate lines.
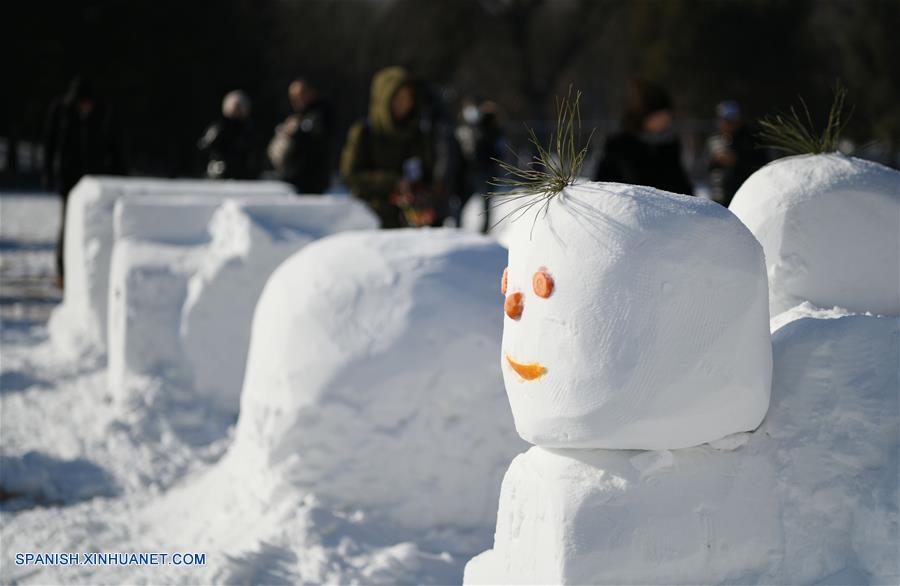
top-left (505, 291), bottom-right (524, 320)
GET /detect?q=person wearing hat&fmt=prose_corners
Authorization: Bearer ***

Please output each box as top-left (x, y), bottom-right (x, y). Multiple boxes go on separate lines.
top-left (707, 100), bottom-right (768, 207)
top-left (340, 66), bottom-right (433, 228)
top-left (594, 79), bottom-right (693, 196)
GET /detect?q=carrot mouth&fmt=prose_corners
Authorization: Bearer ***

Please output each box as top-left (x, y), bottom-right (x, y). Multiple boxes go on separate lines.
top-left (506, 355), bottom-right (547, 381)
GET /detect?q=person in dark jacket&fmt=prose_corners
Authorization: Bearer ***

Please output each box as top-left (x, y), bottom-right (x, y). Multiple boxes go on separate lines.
top-left (43, 75), bottom-right (125, 287)
top-left (456, 98), bottom-right (508, 231)
top-left (594, 79), bottom-right (693, 196)
top-left (340, 66), bottom-right (433, 228)
top-left (707, 100), bottom-right (768, 207)
top-left (198, 90), bottom-right (259, 180)
top-left (268, 78), bottom-right (333, 193)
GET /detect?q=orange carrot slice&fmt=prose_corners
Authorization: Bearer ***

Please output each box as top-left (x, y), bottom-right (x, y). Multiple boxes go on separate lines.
top-left (533, 269), bottom-right (554, 298)
top-left (501, 267), bottom-right (509, 295)
top-left (506, 355), bottom-right (547, 380)
top-left (504, 291), bottom-right (523, 320)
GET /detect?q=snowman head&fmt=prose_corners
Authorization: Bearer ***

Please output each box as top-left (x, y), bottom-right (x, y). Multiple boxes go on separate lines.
top-left (499, 182), bottom-right (772, 450)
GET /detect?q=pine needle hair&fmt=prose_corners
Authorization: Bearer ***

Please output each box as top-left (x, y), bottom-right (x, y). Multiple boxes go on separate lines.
top-left (757, 81), bottom-right (853, 155)
top-left (488, 86), bottom-right (594, 235)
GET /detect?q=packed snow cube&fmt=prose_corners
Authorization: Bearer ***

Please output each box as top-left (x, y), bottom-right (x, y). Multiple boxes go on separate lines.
top-left (500, 182), bottom-right (771, 449)
top-left (464, 445), bottom-right (781, 585)
top-left (48, 175), bottom-right (294, 355)
top-left (229, 229), bottom-right (526, 532)
top-left (729, 154), bottom-right (900, 316)
top-left (108, 195), bottom-right (377, 414)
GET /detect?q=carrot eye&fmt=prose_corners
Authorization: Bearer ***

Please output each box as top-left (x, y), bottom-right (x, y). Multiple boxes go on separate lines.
top-left (505, 291), bottom-right (524, 320)
top-left (533, 269), bottom-right (554, 298)
top-left (501, 267), bottom-right (509, 295)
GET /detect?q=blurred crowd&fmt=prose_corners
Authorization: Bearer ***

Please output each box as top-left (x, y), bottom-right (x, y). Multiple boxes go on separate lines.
top-left (42, 69), bottom-right (773, 278)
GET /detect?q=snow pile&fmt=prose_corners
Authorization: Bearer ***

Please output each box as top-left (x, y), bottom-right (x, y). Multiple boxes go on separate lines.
top-left (228, 229), bottom-right (525, 532)
top-left (466, 308), bottom-right (899, 585)
top-left (48, 176), bottom-right (294, 356)
top-left (500, 182), bottom-right (771, 449)
top-left (729, 154), bottom-right (900, 316)
top-left (108, 195), bottom-right (377, 414)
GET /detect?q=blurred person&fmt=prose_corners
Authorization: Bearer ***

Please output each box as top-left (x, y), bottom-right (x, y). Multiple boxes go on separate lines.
top-left (456, 98), bottom-right (508, 231)
top-left (594, 79), bottom-right (693, 195)
top-left (197, 90), bottom-right (259, 180)
top-left (268, 78), bottom-right (333, 193)
top-left (340, 66), bottom-right (433, 228)
top-left (707, 100), bottom-right (767, 207)
top-left (421, 84), bottom-right (465, 227)
top-left (43, 75), bottom-right (125, 288)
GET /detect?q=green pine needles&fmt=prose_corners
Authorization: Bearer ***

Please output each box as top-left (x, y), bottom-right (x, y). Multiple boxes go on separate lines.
top-left (489, 86), bottom-right (594, 230)
top-left (758, 82), bottom-right (852, 155)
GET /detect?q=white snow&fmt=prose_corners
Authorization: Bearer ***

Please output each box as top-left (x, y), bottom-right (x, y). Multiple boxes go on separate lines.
top-left (228, 229), bottom-right (526, 531)
top-left (180, 197), bottom-right (379, 412)
top-left (465, 445), bottom-right (781, 585)
top-left (113, 194), bottom-right (223, 244)
top-left (2, 222), bottom-right (526, 585)
top-left (466, 306), bottom-right (899, 585)
top-left (3, 181), bottom-right (898, 586)
top-left (107, 195), bottom-right (378, 414)
top-left (48, 176), bottom-right (295, 357)
top-left (729, 154), bottom-right (900, 316)
top-left (0, 194), bottom-right (61, 322)
top-left (500, 182), bottom-right (772, 449)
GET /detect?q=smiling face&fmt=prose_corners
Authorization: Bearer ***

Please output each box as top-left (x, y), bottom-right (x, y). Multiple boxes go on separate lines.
top-left (499, 183), bottom-right (772, 450)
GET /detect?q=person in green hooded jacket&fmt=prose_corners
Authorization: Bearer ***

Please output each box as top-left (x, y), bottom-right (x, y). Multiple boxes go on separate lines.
top-left (340, 66), bottom-right (433, 228)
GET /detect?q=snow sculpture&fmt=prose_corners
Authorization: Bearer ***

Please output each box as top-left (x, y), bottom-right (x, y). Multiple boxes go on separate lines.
top-left (48, 176), bottom-right (294, 355)
top-left (107, 195), bottom-right (377, 415)
top-left (180, 198), bottom-right (379, 413)
top-left (729, 154), bottom-right (900, 316)
top-left (500, 182), bottom-right (772, 450)
top-left (229, 229), bottom-right (526, 531)
top-left (467, 91), bottom-right (776, 583)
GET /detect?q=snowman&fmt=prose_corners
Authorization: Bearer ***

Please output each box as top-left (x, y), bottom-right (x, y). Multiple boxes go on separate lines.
top-left (465, 88), bottom-right (899, 583)
top-left (465, 179), bottom-right (778, 584)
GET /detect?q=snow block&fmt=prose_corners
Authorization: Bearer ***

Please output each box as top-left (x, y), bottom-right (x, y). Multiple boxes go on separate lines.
top-left (113, 194), bottom-right (224, 245)
top-left (180, 197), bottom-right (379, 413)
top-left (763, 312), bottom-right (899, 584)
top-left (230, 229), bottom-right (526, 531)
top-left (500, 182), bottom-right (772, 449)
top-left (49, 175), bottom-right (294, 355)
top-left (730, 154), bottom-right (900, 316)
top-left (108, 240), bottom-right (208, 398)
top-left (107, 195), bottom-right (377, 413)
top-left (464, 445), bottom-right (781, 585)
